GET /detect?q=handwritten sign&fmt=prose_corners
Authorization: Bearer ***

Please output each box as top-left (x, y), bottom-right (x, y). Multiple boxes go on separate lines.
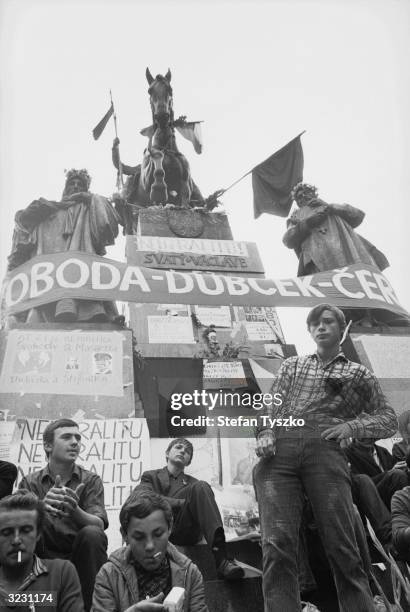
top-left (203, 360), bottom-right (247, 389)
top-left (195, 306), bottom-right (232, 328)
top-left (245, 321), bottom-right (277, 342)
top-left (147, 316), bottom-right (195, 344)
top-left (0, 330), bottom-right (124, 397)
top-left (9, 418), bottom-right (150, 511)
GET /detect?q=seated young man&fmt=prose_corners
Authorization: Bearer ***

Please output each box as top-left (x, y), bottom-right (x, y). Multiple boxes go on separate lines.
top-left (18, 419), bottom-right (108, 611)
top-left (136, 438), bottom-right (244, 581)
top-left (0, 491), bottom-right (84, 611)
top-left (92, 490), bottom-right (208, 612)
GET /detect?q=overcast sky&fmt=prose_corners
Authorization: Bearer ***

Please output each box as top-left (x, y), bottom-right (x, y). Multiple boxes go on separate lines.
top-left (1, 0), bottom-right (409, 352)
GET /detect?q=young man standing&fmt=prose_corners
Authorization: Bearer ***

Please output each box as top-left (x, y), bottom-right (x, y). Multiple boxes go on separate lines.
top-left (0, 491), bottom-right (84, 611)
top-left (254, 303), bottom-right (397, 612)
top-left (18, 419), bottom-right (108, 611)
top-left (137, 438), bottom-right (244, 581)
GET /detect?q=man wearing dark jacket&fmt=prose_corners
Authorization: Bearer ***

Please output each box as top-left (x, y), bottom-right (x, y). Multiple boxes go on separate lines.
top-left (136, 438), bottom-right (244, 581)
top-left (344, 438), bottom-right (394, 477)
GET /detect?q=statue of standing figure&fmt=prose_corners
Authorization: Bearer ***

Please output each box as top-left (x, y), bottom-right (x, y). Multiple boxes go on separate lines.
top-left (7, 169), bottom-right (123, 324)
top-left (283, 182), bottom-right (389, 276)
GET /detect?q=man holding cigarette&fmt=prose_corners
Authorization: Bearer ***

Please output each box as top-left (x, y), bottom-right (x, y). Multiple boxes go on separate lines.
top-left (254, 303), bottom-right (397, 611)
top-left (92, 490), bottom-right (208, 611)
top-left (18, 419), bottom-right (108, 611)
top-left (0, 491), bottom-right (84, 611)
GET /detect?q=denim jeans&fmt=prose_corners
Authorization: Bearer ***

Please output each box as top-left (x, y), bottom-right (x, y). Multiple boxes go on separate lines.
top-left (253, 431), bottom-right (375, 612)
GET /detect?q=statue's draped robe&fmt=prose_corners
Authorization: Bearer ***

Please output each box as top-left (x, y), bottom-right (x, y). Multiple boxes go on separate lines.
top-left (283, 202), bottom-right (389, 276)
top-left (8, 195), bottom-right (121, 322)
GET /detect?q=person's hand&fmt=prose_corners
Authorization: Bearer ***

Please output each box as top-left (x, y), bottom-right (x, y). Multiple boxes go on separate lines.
top-left (113, 137), bottom-right (120, 147)
top-left (44, 475), bottom-right (67, 518)
top-left (306, 208), bottom-right (328, 228)
top-left (59, 483), bottom-right (85, 516)
top-left (255, 430), bottom-right (276, 458)
top-left (393, 460), bottom-right (407, 470)
top-left (124, 592), bottom-right (165, 611)
top-left (321, 423), bottom-right (352, 442)
top-left (64, 191), bottom-right (92, 204)
top-left (44, 476), bottom-right (85, 518)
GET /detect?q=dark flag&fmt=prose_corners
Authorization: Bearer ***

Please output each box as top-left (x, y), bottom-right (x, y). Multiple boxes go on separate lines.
top-left (92, 103), bottom-right (114, 140)
top-left (252, 133), bottom-right (304, 219)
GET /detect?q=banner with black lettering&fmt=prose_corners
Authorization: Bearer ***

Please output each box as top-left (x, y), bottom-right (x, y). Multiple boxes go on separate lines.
top-left (2, 251), bottom-right (408, 318)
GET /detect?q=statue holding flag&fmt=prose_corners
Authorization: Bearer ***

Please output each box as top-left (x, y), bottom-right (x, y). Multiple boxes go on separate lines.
top-left (283, 182), bottom-right (389, 276)
top-left (7, 169), bottom-right (123, 324)
top-left (106, 69), bottom-right (220, 211)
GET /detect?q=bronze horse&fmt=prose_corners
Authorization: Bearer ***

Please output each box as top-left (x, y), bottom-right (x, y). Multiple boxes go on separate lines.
top-left (112, 68), bottom-right (205, 208)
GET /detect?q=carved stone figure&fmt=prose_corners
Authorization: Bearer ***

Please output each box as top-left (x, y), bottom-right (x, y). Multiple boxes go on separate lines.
top-left (7, 169), bottom-right (123, 323)
top-left (283, 183), bottom-right (389, 276)
top-left (112, 69), bottom-right (216, 210)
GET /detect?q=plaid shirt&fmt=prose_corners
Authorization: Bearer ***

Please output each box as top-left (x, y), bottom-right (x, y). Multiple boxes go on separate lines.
top-left (256, 352), bottom-right (397, 439)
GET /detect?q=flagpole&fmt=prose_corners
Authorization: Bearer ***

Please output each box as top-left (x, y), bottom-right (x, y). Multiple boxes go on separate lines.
top-left (110, 90), bottom-right (124, 190)
top-left (220, 169), bottom-right (253, 195)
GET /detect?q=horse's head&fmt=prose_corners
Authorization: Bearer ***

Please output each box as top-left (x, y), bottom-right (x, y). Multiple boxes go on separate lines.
top-left (146, 68), bottom-right (173, 129)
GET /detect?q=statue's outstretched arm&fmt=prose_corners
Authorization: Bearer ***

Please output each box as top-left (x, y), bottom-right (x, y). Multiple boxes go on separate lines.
top-left (112, 138), bottom-right (138, 176)
top-left (328, 203), bottom-right (365, 228)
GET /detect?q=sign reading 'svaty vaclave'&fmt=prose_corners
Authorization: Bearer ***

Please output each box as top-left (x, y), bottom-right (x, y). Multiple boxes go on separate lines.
top-left (125, 236), bottom-right (264, 273)
top-left (2, 251), bottom-right (408, 318)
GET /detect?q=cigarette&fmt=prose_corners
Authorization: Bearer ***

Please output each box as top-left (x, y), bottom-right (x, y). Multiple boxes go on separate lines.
top-left (153, 552), bottom-right (161, 558)
top-left (17, 551), bottom-right (22, 563)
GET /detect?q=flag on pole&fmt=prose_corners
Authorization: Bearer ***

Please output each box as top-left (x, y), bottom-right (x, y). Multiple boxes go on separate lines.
top-left (92, 103), bottom-right (114, 140)
top-left (174, 121), bottom-right (203, 154)
top-left (252, 133), bottom-right (304, 219)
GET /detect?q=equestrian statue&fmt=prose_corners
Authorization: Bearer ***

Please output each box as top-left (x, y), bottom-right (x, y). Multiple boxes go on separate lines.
top-left (112, 69), bottom-right (221, 214)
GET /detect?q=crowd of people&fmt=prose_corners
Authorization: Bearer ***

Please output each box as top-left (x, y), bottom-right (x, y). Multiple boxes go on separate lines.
top-left (0, 419), bottom-right (243, 612)
top-left (0, 304), bottom-right (410, 611)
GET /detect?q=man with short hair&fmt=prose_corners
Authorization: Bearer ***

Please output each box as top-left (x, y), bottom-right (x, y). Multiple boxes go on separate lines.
top-left (136, 438), bottom-right (244, 581)
top-left (19, 418), bottom-right (108, 611)
top-left (92, 490), bottom-right (208, 611)
top-left (254, 303), bottom-right (397, 611)
top-left (0, 491), bottom-right (84, 611)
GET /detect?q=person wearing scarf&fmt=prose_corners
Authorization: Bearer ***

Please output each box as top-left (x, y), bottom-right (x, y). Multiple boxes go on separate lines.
top-left (91, 491), bottom-right (208, 612)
